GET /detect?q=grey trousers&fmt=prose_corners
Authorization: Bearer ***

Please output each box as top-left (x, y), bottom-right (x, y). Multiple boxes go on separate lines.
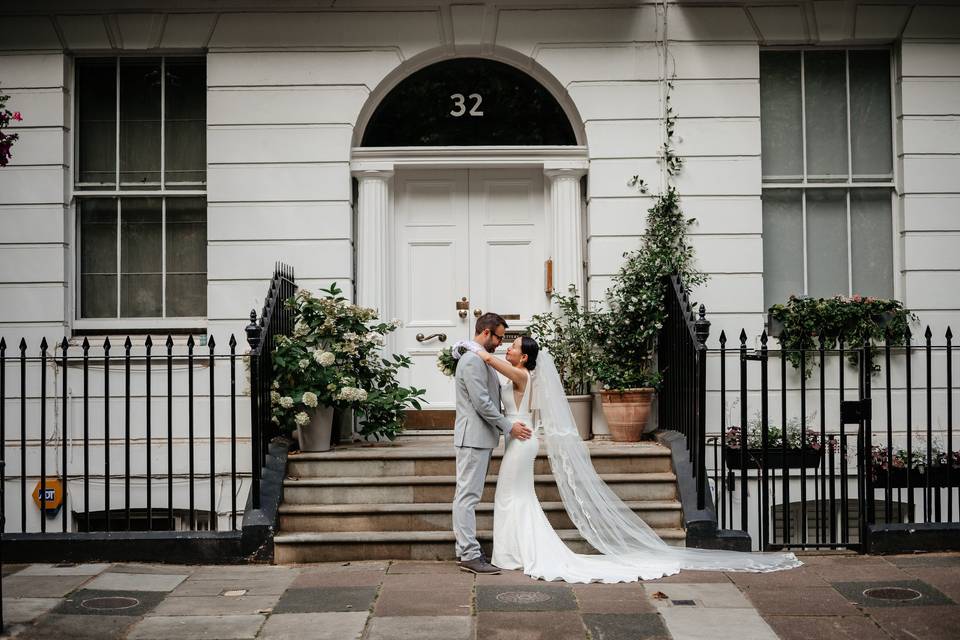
top-left (453, 445), bottom-right (493, 561)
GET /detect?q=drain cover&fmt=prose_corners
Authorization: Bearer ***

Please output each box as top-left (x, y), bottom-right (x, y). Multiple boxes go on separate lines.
top-left (80, 596), bottom-right (141, 611)
top-left (496, 591), bottom-right (552, 604)
top-left (672, 599), bottom-right (697, 606)
top-left (862, 587), bottom-right (922, 602)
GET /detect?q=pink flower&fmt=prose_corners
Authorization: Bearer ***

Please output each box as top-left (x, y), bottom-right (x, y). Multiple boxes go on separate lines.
top-left (851, 294), bottom-right (863, 303)
top-left (12, 112), bottom-right (22, 121)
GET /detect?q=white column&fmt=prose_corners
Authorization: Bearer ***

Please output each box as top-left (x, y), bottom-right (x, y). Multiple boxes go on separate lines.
top-left (354, 169), bottom-right (393, 318)
top-left (545, 167), bottom-right (587, 300)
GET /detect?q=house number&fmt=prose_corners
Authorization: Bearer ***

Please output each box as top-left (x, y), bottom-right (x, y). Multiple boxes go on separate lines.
top-left (450, 93), bottom-right (484, 117)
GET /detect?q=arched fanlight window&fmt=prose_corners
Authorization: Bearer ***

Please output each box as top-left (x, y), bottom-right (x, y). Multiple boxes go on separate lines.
top-left (361, 58), bottom-right (577, 147)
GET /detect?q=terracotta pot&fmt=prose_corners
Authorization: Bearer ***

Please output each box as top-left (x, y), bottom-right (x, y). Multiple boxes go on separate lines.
top-left (599, 388), bottom-right (654, 442)
top-left (297, 406), bottom-right (334, 452)
top-left (566, 394), bottom-right (593, 440)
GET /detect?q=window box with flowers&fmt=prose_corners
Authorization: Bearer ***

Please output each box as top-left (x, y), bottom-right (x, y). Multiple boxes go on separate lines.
top-left (724, 413), bottom-right (831, 470)
top-left (271, 284), bottom-right (425, 451)
top-left (870, 445), bottom-right (960, 488)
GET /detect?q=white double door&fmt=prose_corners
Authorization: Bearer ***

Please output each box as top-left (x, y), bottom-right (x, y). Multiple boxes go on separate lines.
top-left (395, 168), bottom-right (549, 408)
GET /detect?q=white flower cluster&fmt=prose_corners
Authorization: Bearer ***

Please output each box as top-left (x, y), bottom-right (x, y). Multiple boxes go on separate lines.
top-left (270, 390), bottom-right (281, 405)
top-left (279, 396), bottom-right (294, 409)
top-left (302, 391), bottom-right (318, 408)
top-left (336, 386), bottom-right (368, 402)
top-left (298, 358), bottom-right (310, 370)
top-left (294, 411), bottom-right (311, 427)
top-left (436, 360), bottom-right (454, 377)
top-left (313, 350), bottom-right (335, 367)
top-left (366, 332), bottom-right (385, 347)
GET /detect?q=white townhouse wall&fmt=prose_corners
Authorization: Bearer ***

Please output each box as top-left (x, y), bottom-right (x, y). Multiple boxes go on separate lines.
top-left (0, 1), bottom-right (959, 531)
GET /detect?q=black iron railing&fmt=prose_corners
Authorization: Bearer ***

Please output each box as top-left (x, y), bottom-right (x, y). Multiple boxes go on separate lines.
top-left (657, 275), bottom-right (711, 509)
top-left (0, 333), bottom-right (242, 534)
top-left (708, 328), bottom-right (957, 551)
top-left (244, 263), bottom-right (297, 509)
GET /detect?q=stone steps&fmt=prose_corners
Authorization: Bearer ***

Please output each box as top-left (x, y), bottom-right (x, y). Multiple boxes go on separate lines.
top-left (282, 472), bottom-right (679, 504)
top-left (273, 528), bottom-right (688, 563)
top-left (278, 500), bottom-right (684, 532)
top-left (286, 442), bottom-right (673, 478)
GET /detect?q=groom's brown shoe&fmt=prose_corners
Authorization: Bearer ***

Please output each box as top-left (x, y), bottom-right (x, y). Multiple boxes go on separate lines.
top-left (458, 557), bottom-right (501, 575)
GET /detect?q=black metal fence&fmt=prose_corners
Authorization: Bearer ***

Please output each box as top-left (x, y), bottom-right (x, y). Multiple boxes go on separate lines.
top-left (706, 328), bottom-right (958, 552)
top-left (657, 275), bottom-right (711, 509)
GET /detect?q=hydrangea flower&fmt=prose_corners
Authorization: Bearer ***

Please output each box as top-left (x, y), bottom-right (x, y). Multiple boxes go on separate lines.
top-left (294, 412), bottom-right (310, 427)
top-left (302, 391), bottom-right (318, 408)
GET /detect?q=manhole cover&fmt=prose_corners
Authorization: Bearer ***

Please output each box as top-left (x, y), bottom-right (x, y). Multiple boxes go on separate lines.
top-left (862, 587), bottom-right (923, 602)
top-left (80, 596), bottom-right (140, 611)
top-left (496, 591), bottom-right (552, 604)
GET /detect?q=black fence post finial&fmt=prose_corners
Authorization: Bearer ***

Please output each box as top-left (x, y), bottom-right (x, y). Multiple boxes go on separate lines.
top-left (245, 309), bottom-right (261, 352)
top-left (694, 304), bottom-right (710, 346)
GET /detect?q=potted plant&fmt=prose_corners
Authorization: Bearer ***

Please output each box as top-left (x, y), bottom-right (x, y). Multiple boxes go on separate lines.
top-left (870, 444), bottom-right (960, 488)
top-left (528, 286), bottom-right (595, 439)
top-left (767, 294), bottom-right (915, 377)
top-left (724, 412), bottom-right (829, 470)
top-left (271, 283), bottom-right (425, 451)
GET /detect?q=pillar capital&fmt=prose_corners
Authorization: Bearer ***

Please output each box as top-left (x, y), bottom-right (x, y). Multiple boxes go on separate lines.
top-left (351, 160), bottom-right (395, 180)
top-left (543, 162), bottom-right (587, 181)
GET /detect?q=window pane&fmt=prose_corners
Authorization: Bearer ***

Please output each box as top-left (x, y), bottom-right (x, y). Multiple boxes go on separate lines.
top-left (119, 58), bottom-right (161, 186)
top-left (165, 58), bottom-right (206, 185)
top-left (849, 50), bottom-right (892, 178)
top-left (806, 189), bottom-right (848, 297)
top-left (79, 198), bottom-right (118, 318)
top-left (77, 59), bottom-right (117, 186)
top-left (166, 198), bottom-right (207, 317)
top-left (760, 52), bottom-right (803, 180)
top-left (762, 189), bottom-right (804, 305)
top-left (804, 52), bottom-right (848, 179)
top-left (120, 197), bottom-right (162, 317)
top-left (851, 189), bottom-right (894, 298)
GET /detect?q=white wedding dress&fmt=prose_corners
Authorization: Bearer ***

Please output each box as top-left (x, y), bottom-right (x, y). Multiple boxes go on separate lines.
top-left (489, 354), bottom-right (802, 583)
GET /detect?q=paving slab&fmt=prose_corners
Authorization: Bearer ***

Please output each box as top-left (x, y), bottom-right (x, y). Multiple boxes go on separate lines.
top-left (126, 614), bottom-right (266, 639)
top-left (2, 575), bottom-right (92, 598)
top-left (763, 614), bottom-right (889, 640)
top-left (19, 613), bottom-right (138, 640)
top-left (258, 612), bottom-right (368, 640)
top-left (885, 554), bottom-right (960, 568)
top-left (476, 611), bottom-right (587, 640)
top-left (647, 570), bottom-right (732, 584)
top-left (374, 587), bottom-right (473, 616)
top-left (386, 561), bottom-right (462, 575)
top-left (150, 594), bottom-right (280, 616)
top-left (16, 564), bottom-right (111, 577)
top-left (867, 604), bottom-right (960, 640)
top-left (658, 607), bottom-right (778, 640)
top-left (381, 572), bottom-right (473, 589)
top-left (272, 586), bottom-right (377, 614)
top-left (741, 585), bottom-right (862, 616)
top-left (583, 613), bottom-right (670, 640)
top-left (366, 615), bottom-right (473, 640)
top-left (475, 570), bottom-right (544, 586)
top-left (808, 558), bottom-right (912, 583)
top-left (2, 564), bottom-right (27, 577)
top-left (573, 584), bottom-right (655, 614)
top-left (0, 597), bottom-right (61, 623)
top-left (289, 569), bottom-right (385, 589)
top-left (171, 575), bottom-right (297, 597)
top-left (84, 571), bottom-right (187, 592)
top-left (475, 584), bottom-right (578, 612)
top-left (55, 589), bottom-right (166, 617)
top-left (190, 566), bottom-right (297, 580)
top-left (895, 566), bottom-right (960, 601)
top-left (832, 579), bottom-right (955, 608)
top-left (725, 566), bottom-right (829, 588)
top-left (644, 583), bottom-right (751, 608)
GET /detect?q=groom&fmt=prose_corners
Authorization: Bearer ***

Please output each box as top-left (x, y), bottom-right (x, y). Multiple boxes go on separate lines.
top-left (453, 312), bottom-right (532, 574)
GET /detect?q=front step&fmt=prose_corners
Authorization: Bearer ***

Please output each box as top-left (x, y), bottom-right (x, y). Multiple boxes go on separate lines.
top-left (282, 472), bottom-right (678, 504)
top-left (274, 528), bottom-right (688, 563)
top-left (287, 444), bottom-right (672, 478)
top-left (279, 500), bottom-right (683, 532)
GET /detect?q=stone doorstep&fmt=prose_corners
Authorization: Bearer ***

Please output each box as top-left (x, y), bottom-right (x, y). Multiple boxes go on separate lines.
top-left (289, 441), bottom-right (671, 461)
top-left (277, 500), bottom-right (684, 531)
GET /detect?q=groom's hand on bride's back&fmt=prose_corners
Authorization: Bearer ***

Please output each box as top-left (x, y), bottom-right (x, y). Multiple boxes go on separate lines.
top-left (510, 421), bottom-right (532, 440)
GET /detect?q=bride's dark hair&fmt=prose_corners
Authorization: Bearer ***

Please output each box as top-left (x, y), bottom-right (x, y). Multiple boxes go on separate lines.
top-left (520, 336), bottom-right (540, 371)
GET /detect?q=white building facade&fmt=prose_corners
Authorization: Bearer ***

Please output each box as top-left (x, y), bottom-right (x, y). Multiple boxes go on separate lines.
top-left (1, 0), bottom-right (958, 534)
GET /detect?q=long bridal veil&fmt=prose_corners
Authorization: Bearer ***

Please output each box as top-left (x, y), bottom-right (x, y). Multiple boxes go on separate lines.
top-left (533, 351), bottom-right (801, 572)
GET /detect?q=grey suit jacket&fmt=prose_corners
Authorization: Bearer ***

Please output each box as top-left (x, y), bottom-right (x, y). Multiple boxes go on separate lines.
top-left (454, 351), bottom-right (513, 448)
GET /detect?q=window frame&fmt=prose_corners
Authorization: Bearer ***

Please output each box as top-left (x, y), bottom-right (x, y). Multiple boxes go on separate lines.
top-left (760, 46), bottom-right (901, 303)
top-left (71, 54), bottom-right (208, 332)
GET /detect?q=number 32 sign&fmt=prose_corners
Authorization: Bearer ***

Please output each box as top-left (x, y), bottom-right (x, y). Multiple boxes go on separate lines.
top-left (450, 93), bottom-right (483, 117)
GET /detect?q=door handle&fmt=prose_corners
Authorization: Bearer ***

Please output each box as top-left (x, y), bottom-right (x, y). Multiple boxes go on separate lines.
top-left (416, 333), bottom-right (447, 343)
top-left (473, 308), bottom-right (482, 318)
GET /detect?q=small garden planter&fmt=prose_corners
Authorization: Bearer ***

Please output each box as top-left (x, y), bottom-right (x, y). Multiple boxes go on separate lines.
top-left (873, 467), bottom-right (960, 488)
top-left (297, 406), bottom-right (335, 452)
top-left (567, 394), bottom-right (593, 440)
top-left (724, 446), bottom-right (823, 470)
top-left (600, 388), bottom-right (654, 442)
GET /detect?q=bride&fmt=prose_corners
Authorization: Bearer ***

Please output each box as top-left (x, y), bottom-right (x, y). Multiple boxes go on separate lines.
top-left (459, 335), bottom-right (801, 583)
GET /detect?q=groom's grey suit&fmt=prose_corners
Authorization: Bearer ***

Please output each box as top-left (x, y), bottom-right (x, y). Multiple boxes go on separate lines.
top-left (453, 349), bottom-right (513, 561)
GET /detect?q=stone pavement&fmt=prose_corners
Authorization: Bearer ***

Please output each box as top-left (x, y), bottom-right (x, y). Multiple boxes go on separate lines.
top-left (1, 552), bottom-right (959, 639)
